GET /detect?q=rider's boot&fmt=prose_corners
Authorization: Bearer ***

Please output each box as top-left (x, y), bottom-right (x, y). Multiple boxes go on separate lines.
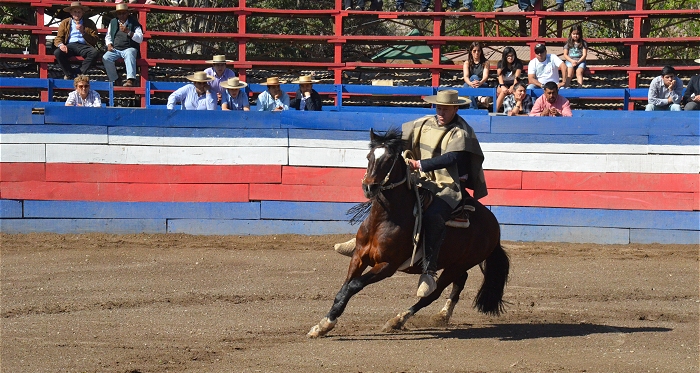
top-left (334, 237), bottom-right (356, 256)
top-left (416, 209), bottom-right (447, 297)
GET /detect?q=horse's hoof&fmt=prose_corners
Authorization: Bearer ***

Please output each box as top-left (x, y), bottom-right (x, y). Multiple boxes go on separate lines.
top-left (307, 317), bottom-right (336, 338)
top-left (381, 310), bottom-right (412, 333)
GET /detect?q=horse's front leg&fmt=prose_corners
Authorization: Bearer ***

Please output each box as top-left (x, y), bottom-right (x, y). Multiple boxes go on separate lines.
top-left (308, 262), bottom-right (394, 338)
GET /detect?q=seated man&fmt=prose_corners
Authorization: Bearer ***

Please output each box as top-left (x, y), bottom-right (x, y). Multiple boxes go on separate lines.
top-left (527, 43), bottom-right (568, 90)
top-left (529, 81), bottom-right (572, 117)
top-left (646, 65), bottom-right (683, 111)
top-left (221, 77), bottom-right (250, 111)
top-left (257, 77), bottom-right (289, 111)
top-left (289, 75), bottom-right (323, 111)
top-left (166, 71), bottom-right (217, 110)
top-left (682, 58), bottom-right (700, 111)
top-left (502, 82), bottom-right (533, 116)
top-left (103, 3), bottom-right (143, 87)
top-left (65, 75), bottom-right (101, 107)
top-left (53, 2), bottom-right (99, 80)
top-left (204, 55), bottom-right (236, 104)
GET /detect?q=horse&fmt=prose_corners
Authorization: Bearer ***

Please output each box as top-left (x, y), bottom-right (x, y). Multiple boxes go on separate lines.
top-left (307, 127), bottom-right (510, 338)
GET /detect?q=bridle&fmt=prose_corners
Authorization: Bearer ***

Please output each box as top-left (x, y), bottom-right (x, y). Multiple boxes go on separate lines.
top-left (363, 151), bottom-right (407, 196)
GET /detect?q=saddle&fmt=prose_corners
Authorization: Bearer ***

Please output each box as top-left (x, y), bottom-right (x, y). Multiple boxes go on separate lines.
top-left (417, 186), bottom-right (476, 229)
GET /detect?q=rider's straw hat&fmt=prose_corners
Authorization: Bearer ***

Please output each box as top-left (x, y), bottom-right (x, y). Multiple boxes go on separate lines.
top-left (422, 90), bottom-right (470, 106)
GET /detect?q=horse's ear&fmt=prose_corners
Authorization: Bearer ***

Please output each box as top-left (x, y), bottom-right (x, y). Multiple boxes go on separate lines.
top-left (369, 128), bottom-right (376, 142)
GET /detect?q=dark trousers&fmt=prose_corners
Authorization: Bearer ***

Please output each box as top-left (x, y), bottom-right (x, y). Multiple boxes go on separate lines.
top-left (422, 196), bottom-right (453, 274)
top-left (54, 42), bottom-right (99, 77)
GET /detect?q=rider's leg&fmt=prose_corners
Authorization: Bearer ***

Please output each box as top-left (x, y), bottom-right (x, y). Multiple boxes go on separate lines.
top-left (417, 197), bottom-right (452, 297)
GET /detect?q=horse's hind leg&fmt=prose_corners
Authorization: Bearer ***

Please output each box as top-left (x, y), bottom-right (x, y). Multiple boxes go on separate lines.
top-left (436, 271), bottom-right (468, 325)
top-left (381, 272), bottom-right (455, 333)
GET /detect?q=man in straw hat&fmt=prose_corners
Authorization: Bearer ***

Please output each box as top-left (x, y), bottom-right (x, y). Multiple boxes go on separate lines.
top-left (681, 58), bottom-right (700, 111)
top-left (289, 75), bottom-right (322, 111)
top-left (257, 77), bottom-right (289, 111)
top-left (167, 71), bottom-right (216, 110)
top-left (204, 55), bottom-right (237, 104)
top-left (54, 2), bottom-right (99, 79)
top-left (220, 77), bottom-right (250, 111)
top-left (103, 3), bottom-right (143, 87)
top-left (334, 90), bottom-right (488, 298)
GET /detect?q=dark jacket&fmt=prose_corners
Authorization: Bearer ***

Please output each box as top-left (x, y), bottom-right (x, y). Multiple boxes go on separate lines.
top-left (289, 89), bottom-right (322, 111)
top-left (54, 17), bottom-right (99, 47)
top-left (109, 16), bottom-right (142, 51)
top-left (682, 75), bottom-right (700, 105)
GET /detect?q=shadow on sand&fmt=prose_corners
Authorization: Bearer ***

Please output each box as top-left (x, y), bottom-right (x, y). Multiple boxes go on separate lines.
top-left (334, 323), bottom-right (672, 341)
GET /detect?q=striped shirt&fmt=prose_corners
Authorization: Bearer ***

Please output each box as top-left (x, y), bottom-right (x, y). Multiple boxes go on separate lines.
top-left (65, 89), bottom-right (101, 107)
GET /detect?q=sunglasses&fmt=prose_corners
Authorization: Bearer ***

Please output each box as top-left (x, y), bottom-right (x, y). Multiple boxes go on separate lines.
top-left (77, 84), bottom-right (90, 88)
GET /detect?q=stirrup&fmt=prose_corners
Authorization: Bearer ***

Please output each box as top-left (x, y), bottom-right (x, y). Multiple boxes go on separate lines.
top-left (334, 237), bottom-right (356, 257)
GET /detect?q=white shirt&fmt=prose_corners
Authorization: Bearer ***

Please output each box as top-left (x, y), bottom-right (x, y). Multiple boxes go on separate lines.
top-left (528, 54), bottom-right (564, 85)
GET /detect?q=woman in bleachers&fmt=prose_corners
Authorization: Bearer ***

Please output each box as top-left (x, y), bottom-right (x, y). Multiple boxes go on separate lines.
top-left (495, 46), bottom-right (523, 112)
top-left (65, 75), bottom-right (101, 107)
top-left (462, 42), bottom-right (491, 109)
top-left (562, 25), bottom-right (588, 87)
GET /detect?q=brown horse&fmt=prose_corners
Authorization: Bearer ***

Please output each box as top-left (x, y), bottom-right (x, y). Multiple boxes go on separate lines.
top-left (308, 127), bottom-right (510, 337)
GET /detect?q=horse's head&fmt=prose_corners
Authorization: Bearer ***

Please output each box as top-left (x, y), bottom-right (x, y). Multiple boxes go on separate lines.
top-left (362, 127), bottom-right (405, 199)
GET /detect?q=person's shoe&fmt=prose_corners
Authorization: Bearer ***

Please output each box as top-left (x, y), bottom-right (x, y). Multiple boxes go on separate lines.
top-left (457, 6), bottom-right (470, 11)
top-left (355, 5), bottom-right (363, 10)
top-left (419, 6), bottom-right (429, 11)
top-left (416, 272), bottom-right (438, 297)
top-left (584, 3), bottom-right (593, 11)
top-left (63, 75), bottom-right (72, 80)
top-left (493, 7), bottom-right (503, 12)
top-left (123, 79), bottom-right (134, 87)
top-left (548, 4), bottom-right (564, 11)
top-left (334, 237), bottom-right (356, 257)
top-left (395, 4), bottom-right (404, 11)
top-left (345, 6), bottom-right (352, 10)
top-left (145, 0), bottom-right (157, 4)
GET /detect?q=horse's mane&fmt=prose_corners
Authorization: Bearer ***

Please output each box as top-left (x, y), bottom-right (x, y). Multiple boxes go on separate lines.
top-left (348, 127), bottom-right (404, 225)
top-left (369, 127), bottom-right (404, 156)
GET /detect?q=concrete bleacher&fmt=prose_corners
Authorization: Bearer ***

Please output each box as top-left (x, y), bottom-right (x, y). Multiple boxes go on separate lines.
top-left (0, 102), bottom-right (697, 243)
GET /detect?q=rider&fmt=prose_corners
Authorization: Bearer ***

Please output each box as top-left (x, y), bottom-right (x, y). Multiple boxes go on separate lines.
top-left (402, 89), bottom-right (488, 297)
top-left (334, 90), bottom-right (488, 298)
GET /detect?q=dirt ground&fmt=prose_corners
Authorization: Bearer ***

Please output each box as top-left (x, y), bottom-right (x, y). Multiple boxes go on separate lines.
top-left (1, 233), bottom-right (698, 373)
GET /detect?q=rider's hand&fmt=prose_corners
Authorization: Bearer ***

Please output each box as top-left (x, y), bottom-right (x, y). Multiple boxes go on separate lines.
top-left (408, 159), bottom-right (420, 171)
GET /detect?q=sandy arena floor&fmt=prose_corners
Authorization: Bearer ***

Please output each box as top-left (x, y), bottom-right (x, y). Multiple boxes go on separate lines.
top-left (1, 233), bottom-right (698, 372)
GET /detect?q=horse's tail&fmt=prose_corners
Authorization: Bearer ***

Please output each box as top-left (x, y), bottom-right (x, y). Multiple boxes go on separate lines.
top-left (473, 242), bottom-right (510, 316)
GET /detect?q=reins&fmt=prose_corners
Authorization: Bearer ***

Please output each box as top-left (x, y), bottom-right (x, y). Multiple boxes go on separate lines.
top-left (379, 155), bottom-right (406, 191)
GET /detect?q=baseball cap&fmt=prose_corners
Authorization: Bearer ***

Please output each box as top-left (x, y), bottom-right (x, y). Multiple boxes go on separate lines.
top-left (534, 43), bottom-right (546, 54)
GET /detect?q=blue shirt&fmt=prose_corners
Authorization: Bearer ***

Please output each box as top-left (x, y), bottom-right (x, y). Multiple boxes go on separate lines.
top-left (203, 67), bottom-right (236, 97)
top-left (222, 89), bottom-right (249, 110)
top-left (167, 84), bottom-right (217, 110)
top-left (257, 90), bottom-right (289, 111)
top-left (68, 19), bottom-right (86, 44)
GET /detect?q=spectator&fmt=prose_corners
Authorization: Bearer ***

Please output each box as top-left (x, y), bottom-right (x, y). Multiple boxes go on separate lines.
top-left (646, 66), bottom-right (683, 111)
top-left (682, 58), bottom-right (700, 111)
top-left (401, 0), bottom-right (460, 12)
top-left (220, 77), bottom-right (250, 111)
top-left (204, 55), bottom-right (236, 104)
top-left (65, 75), bottom-right (101, 107)
top-left (527, 43), bottom-right (568, 90)
top-left (495, 46), bottom-right (523, 112)
top-left (462, 42), bottom-right (491, 108)
top-left (103, 3), bottom-right (143, 87)
top-left (53, 2), bottom-right (99, 80)
top-left (502, 82), bottom-right (533, 116)
top-left (549, 0), bottom-right (593, 11)
top-left (289, 75), bottom-right (323, 111)
top-left (517, 0), bottom-right (537, 11)
top-left (166, 71), bottom-right (217, 110)
top-left (562, 25), bottom-right (588, 87)
top-left (530, 81), bottom-right (572, 117)
top-left (257, 77), bottom-right (289, 111)
top-left (345, 0), bottom-right (383, 10)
